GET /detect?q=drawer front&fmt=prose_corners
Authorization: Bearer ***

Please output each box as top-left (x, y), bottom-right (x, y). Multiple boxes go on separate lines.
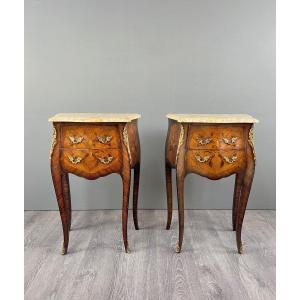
top-left (60, 149), bottom-right (122, 179)
top-left (188, 125), bottom-right (244, 150)
top-left (218, 126), bottom-right (244, 150)
top-left (61, 125), bottom-right (120, 149)
top-left (188, 126), bottom-right (218, 150)
top-left (186, 149), bottom-right (246, 179)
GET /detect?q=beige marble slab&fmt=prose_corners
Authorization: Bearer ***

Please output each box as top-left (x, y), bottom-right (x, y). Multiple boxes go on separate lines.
top-left (166, 114), bottom-right (259, 123)
top-left (49, 113), bottom-right (141, 123)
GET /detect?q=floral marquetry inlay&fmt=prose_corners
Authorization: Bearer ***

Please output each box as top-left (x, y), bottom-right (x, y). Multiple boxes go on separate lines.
top-left (165, 113), bottom-right (258, 254)
top-left (49, 113), bottom-right (141, 255)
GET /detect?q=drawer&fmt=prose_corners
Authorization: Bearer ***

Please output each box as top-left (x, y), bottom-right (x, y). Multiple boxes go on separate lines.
top-left (186, 149), bottom-right (246, 179)
top-left (188, 125), bottom-right (244, 150)
top-left (61, 125), bottom-right (120, 149)
top-left (60, 149), bottom-right (122, 179)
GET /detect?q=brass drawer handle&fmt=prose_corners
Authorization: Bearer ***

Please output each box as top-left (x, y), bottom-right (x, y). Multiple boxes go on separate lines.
top-left (68, 155), bottom-right (83, 164)
top-left (222, 154), bottom-right (238, 164)
top-left (97, 135), bottom-right (112, 144)
top-left (197, 137), bottom-right (212, 146)
top-left (69, 136), bottom-right (84, 144)
top-left (195, 154), bottom-right (211, 163)
top-left (222, 137), bottom-right (238, 145)
top-left (97, 155), bottom-right (114, 165)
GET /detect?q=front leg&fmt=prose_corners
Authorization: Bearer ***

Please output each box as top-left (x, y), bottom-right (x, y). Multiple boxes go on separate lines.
top-left (120, 123), bottom-right (132, 253)
top-left (50, 124), bottom-right (70, 255)
top-left (175, 124), bottom-right (187, 253)
top-left (232, 173), bottom-right (243, 231)
top-left (121, 169), bottom-right (131, 253)
top-left (176, 165), bottom-right (185, 253)
top-left (62, 173), bottom-right (72, 231)
top-left (235, 151), bottom-right (255, 254)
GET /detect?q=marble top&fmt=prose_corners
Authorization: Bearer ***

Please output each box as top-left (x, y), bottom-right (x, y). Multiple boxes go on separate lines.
top-left (166, 114), bottom-right (259, 123)
top-left (49, 113), bottom-right (141, 123)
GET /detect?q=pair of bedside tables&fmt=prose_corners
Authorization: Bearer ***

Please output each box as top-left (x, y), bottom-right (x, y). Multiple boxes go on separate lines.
top-left (49, 113), bottom-right (258, 255)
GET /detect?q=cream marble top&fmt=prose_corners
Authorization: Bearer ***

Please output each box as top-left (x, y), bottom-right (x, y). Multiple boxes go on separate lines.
top-left (49, 113), bottom-right (141, 123)
top-left (166, 114), bottom-right (259, 123)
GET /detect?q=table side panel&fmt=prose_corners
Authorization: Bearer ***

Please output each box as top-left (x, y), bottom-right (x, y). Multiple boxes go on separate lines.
top-left (165, 120), bottom-right (182, 167)
top-left (126, 120), bottom-right (141, 167)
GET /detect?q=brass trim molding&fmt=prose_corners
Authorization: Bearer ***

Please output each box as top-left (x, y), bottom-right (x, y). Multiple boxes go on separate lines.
top-left (248, 125), bottom-right (256, 161)
top-left (239, 241), bottom-right (243, 254)
top-left (61, 243), bottom-right (66, 255)
top-left (175, 241), bottom-right (181, 253)
top-left (49, 126), bottom-right (57, 160)
top-left (123, 124), bottom-right (132, 164)
top-left (176, 124), bottom-right (184, 162)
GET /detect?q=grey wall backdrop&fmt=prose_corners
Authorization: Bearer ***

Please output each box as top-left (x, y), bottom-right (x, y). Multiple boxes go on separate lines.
top-left (25, 0), bottom-right (275, 210)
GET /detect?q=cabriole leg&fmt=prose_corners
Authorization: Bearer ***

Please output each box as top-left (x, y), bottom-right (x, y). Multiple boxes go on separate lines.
top-left (232, 173), bottom-right (243, 231)
top-left (176, 169), bottom-right (185, 253)
top-left (51, 164), bottom-right (69, 255)
top-left (121, 169), bottom-right (131, 253)
top-left (132, 162), bottom-right (140, 230)
top-left (236, 160), bottom-right (255, 254)
top-left (165, 162), bottom-right (173, 230)
top-left (62, 173), bottom-right (72, 231)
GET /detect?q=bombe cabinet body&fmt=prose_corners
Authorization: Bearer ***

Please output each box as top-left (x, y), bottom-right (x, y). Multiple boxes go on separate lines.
top-left (165, 114), bottom-right (258, 254)
top-left (49, 113), bottom-right (141, 254)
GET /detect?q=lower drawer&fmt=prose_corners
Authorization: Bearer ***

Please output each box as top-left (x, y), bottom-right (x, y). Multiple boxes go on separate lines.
top-left (60, 149), bottom-right (122, 179)
top-left (185, 150), bottom-right (246, 179)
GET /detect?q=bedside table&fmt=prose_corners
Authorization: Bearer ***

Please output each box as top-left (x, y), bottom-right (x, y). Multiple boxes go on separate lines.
top-left (165, 114), bottom-right (259, 254)
top-left (49, 113), bottom-right (141, 254)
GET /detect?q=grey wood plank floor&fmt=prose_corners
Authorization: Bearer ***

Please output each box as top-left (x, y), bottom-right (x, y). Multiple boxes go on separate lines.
top-left (25, 210), bottom-right (275, 300)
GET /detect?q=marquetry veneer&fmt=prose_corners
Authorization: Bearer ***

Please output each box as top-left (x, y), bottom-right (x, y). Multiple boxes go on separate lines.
top-left (165, 114), bottom-right (259, 254)
top-left (49, 113), bottom-right (141, 254)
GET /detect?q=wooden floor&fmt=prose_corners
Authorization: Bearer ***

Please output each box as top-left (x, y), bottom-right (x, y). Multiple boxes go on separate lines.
top-left (25, 210), bottom-right (275, 300)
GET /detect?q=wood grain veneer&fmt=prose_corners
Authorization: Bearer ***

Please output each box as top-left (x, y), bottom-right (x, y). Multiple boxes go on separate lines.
top-left (49, 115), bottom-right (141, 254)
top-left (165, 115), bottom-right (257, 254)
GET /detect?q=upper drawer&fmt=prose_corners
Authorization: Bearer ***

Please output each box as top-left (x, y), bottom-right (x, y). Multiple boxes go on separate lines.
top-left (61, 124), bottom-right (120, 149)
top-left (187, 125), bottom-right (244, 150)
